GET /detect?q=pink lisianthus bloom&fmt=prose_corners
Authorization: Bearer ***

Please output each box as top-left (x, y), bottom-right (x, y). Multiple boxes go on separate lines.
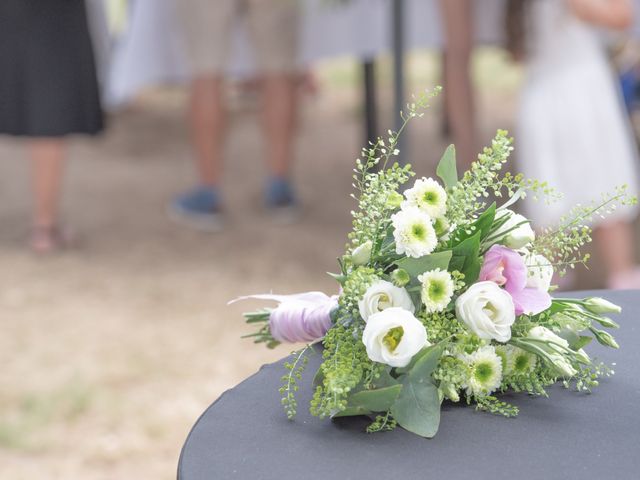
top-left (479, 245), bottom-right (552, 316)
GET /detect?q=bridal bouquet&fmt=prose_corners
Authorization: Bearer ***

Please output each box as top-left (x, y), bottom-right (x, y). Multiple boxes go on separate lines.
top-left (236, 89), bottom-right (635, 438)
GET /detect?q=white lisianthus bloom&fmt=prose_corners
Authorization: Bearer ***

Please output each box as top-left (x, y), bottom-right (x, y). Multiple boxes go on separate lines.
top-left (455, 281), bottom-right (516, 343)
top-left (351, 240), bottom-right (373, 266)
top-left (358, 280), bottom-right (415, 322)
top-left (418, 269), bottom-right (455, 313)
top-left (583, 297), bottom-right (622, 314)
top-left (391, 206), bottom-right (437, 258)
top-left (528, 326), bottom-right (577, 377)
top-left (461, 346), bottom-right (503, 396)
top-left (524, 251), bottom-right (554, 292)
top-left (494, 209), bottom-right (535, 249)
top-left (362, 307), bottom-right (430, 368)
top-left (402, 177), bottom-right (448, 218)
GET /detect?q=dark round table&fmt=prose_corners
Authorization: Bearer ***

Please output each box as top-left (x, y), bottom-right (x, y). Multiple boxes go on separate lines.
top-left (178, 290), bottom-right (640, 480)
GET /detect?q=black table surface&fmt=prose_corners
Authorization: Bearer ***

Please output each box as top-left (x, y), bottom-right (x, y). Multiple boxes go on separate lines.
top-left (178, 290), bottom-right (640, 480)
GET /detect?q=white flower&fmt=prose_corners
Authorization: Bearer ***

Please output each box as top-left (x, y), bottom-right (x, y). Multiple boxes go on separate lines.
top-left (392, 206), bottom-right (437, 258)
top-left (528, 326), bottom-right (577, 377)
top-left (418, 269), bottom-right (455, 313)
top-left (583, 297), bottom-right (622, 314)
top-left (496, 345), bottom-right (537, 376)
top-left (494, 209), bottom-right (535, 249)
top-left (455, 281), bottom-right (516, 343)
top-left (358, 280), bottom-right (415, 322)
top-left (362, 307), bottom-right (430, 368)
top-left (402, 177), bottom-right (448, 218)
top-left (524, 251), bottom-right (554, 292)
top-left (351, 240), bottom-right (373, 266)
top-left (461, 346), bottom-right (503, 396)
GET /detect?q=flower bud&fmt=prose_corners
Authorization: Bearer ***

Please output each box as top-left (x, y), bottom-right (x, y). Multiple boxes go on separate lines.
top-left (583, 297), bottom-right (622, 314)
top-left (574, 348), bottom-right (590, 365)
top-left (593, 316), bottom-right (620, 329)
top-left (440, 382), bottom-right (460, 402)
top-left (350, 240), bottom-right (373, 266)
top-left (590, 328), bottom-right (619, 349)
top-left (390, 268), bottom-right (411, 287)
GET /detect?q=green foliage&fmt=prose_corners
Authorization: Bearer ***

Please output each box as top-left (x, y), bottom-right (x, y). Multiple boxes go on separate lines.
top-left (332, 384), bottom-right (402, 418)
top-left (393, 251), bottom-right (452, 280)
top-left (310, 325), bottom-right (371, 418)
top-left (242, 309), bottom-right (280, 349)
top-left (532, 185), bottom-right (637, 276)
top-left (420, 311), bottom-right (465, 344)
top-left (280, 346), bottom-right (312, 419)
top-left (390, 344), bottom-right (445, 438)
top-left (436, 144), bottom-right (458, 189)
top-left (449, 231), bottom-right (482, 286)
top-left (366, 412), bottom-right (398, 433)
top-left (475, 396), bottom-right (519, 417)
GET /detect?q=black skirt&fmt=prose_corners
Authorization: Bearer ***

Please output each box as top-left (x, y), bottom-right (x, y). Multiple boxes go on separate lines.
top-left (0, 0), bottom-right (104, 136)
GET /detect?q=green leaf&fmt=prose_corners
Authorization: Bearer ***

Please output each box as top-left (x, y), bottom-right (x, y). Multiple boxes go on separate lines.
top-left (332, 384), bottom-right (403, 418)
top-left (475, 203), bottom-right (497, 241)
top-left (394, 251), bottom-right (452, 279)
top-left (390, 344), bottom-right (444, 438)
top-left (436, 144), bottom-right (458, 189)
top-left (449, 231), bottom-right (481, 286)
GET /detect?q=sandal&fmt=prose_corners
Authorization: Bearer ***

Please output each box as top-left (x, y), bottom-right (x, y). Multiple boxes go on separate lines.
top-left (29, 225), bottom-right (73, 254)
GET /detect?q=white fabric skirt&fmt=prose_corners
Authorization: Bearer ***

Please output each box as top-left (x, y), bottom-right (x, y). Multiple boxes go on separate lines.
top-left (517, 60), bottom-right (640, 227)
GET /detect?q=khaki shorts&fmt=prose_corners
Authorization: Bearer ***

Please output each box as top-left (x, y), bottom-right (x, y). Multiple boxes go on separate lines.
top-left (178, 0), bottom-right (300, 75)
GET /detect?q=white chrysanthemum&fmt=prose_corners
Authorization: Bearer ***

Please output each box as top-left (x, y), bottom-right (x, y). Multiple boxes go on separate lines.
top-left (418, 269), bottom-right (455, 313)
top-left (403, 177), bottom-right (448, 218)
top-left (461, 346), bottom-right (503, 396)
top-left (391, 206), bottom-right (437, 258)
top-left (496, 345), bottom-right (536, 376)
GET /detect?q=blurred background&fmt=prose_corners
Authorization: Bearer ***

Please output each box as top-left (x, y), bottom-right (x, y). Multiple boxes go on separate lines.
top-left (1, 0), bottom-right (639, 478)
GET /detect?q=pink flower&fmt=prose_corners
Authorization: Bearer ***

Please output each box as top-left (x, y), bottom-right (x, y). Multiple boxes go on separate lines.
top-left (479, 245), bottom-right (551, 316)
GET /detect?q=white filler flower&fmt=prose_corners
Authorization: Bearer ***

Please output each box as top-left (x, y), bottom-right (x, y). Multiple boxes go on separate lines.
top-left (418, 269), bottom-right (455, 313)
top-left (524, 251), bottom-right (554, 292)
top-left (494, 209), bottom-right (535, 249)
top-left (358, 280), bottom-right (415, 322)
top-left (403, 177), bottom-right (448, 218)
top-left (528, 326), bottom-right (577, 377)
top-left (362, 307), bottom-right (429, 368)
top-left (461, 346), bottom-right (503, 396)
top-left (392, 206), bottom-right (437, 258)
top-left (455, 281), bottom-right (516, 343)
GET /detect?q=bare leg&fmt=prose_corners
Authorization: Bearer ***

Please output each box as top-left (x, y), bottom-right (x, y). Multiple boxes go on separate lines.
top-left (30, 138), bottom-right (66, 228)
top-left (440, 0), bottom-right (476, 169)
top-left (261, 74), bottom-right (298, 177)
top-left (594, 221), bottom-right (640, 287)
top-left (187, 76), bottom-right (225, 185)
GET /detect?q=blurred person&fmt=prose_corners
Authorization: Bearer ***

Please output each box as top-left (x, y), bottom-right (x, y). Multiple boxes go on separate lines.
top-left (507, 0), bottom-right (640, 288)
top-left (440, 0), bottom-right (476, 170)
top-left (171, 0), bottom-right (300, 231)
top-left (0, 0), bottom-right (104, 253)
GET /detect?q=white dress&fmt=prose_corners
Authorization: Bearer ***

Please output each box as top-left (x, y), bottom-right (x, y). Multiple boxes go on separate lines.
top-left (518, 0), bottom-right (639, 227)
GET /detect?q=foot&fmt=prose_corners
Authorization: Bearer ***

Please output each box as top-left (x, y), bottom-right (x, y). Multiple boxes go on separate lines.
top-left (168, 186), bottom-right (224, 232)
top-left (265, 177), bottom-right (300, 224)
top-left (29, 225), bottom-right (73, 254)
top-left (607, 267), bottom-right (640, 290)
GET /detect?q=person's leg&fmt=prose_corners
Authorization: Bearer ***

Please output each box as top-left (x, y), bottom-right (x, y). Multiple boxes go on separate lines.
top-left (262, 75), bottom-right (297, 179)
top-left (188, 76), bottom-right (225, 186)
top-left (440, 0), bottom-right (476, 169)
top-left (30, 138), bottom-right (66, 228)
top-left (248, 0), bottom-right (300, 211)
top-left (170, 0), bottom-right (233, 229)
top-left (594, 220), bottom-right (640, 288)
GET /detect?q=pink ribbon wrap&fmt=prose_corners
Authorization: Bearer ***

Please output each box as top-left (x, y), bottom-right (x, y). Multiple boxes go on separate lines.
top-left (232, 292), bottom-right (338, 343)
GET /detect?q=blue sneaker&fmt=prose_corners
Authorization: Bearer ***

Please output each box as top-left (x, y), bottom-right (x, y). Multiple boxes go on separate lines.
top-left (265, 177), bottom-right (300, 224)
top-left (168, 186), bottom-right (224, 232)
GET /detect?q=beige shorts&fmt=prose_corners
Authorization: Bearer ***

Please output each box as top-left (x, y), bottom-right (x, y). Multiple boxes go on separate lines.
top-left (178, 0), bottom-right (300, 75)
